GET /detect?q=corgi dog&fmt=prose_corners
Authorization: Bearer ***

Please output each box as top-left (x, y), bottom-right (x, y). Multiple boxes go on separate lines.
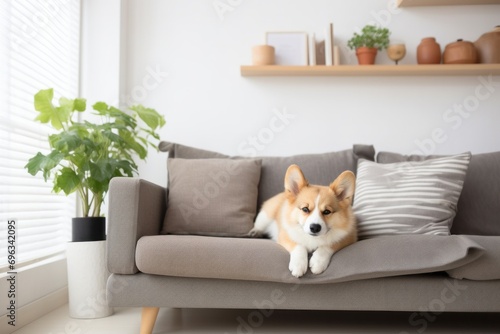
top-left (249, 164), bottom-right (357, 278)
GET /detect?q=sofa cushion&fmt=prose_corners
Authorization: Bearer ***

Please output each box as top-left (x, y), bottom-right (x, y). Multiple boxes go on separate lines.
top-left (354, 154), bottom-right (471, 239)
top-left (159, 141), bottom-right (376, 207)
top-left (162, 158), bottom-right (262, 237)
top-left (377, 151), bottom-right (500, 236)
top-left (446, 235), bottom-right (500, 280)
top-left (135, 234), bottom-right (484, 284)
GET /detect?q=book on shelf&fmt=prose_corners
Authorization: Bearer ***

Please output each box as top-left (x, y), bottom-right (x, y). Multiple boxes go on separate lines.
top-left (309, 33), bottom-right (316, 66)
top-left (325, 23), bottom-right (333, 66)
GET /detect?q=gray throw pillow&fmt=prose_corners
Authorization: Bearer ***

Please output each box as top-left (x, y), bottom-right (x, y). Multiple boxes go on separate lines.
top-left (162, 158), bottom-right (262, 237)
top-left (354, 153), bottom-right (471, 239)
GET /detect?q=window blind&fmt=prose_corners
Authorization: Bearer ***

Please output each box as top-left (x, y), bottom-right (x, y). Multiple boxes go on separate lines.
top-left (0, 0), bottom-right (80, 269)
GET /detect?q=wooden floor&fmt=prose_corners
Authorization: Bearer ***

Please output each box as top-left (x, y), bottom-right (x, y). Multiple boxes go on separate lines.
top-left (11, 305), bottom-right (500, 334)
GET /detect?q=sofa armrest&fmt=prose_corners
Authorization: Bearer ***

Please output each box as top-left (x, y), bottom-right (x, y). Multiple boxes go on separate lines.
top-left (107, 177), bottom-right (166, 274)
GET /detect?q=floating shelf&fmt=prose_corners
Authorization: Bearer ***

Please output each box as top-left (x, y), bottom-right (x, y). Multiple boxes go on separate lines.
top-left (397, 0), bottom-right (500, 7)
top-left (240, 64), bottom-right (500, 77)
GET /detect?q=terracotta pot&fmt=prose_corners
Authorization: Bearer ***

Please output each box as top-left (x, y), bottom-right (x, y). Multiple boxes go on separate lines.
top-left (475, 26), bottom-right (500, 64)
top-left (356, 47), bottom-right (378, 65)
top-left (417, 37), bottom-right (441, 64)
top-left (443, 39), bottom-right (478, 64)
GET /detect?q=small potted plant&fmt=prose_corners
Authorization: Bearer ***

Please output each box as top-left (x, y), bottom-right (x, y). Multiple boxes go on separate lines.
top-left (347, 25), bottom-right (390, 65)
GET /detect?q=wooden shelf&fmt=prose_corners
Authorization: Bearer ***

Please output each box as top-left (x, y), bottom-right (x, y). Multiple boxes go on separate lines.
top-left (397, 0), bottom-right (500, 7)
top-left (240, 64), bottom-right (500, 77)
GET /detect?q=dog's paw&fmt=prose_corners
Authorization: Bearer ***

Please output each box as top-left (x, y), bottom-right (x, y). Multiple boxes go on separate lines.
top-left (288, 250), bottom-right (307, 278)
top-left (289, 262), bottom-right (308, 278)
top-left (247, 228), bottom-right (263, 238)
top-left (309, 248), bottom-right (333, 275)
top-left (309, 255), bottom-right (329, 274)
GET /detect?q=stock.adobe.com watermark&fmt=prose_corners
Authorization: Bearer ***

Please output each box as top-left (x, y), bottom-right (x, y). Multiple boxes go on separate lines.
top-left (177, 162), bottom-right (243, 223)
top-left (12, 0), bottom-right (73, 52)
top-left (225, 288), bottom-right (287, 334)
top-left (213, 0), bottom-right (244, 21)
top-left (237, 107), bottom-right (296, 157)
top-left (45, 275), bottom-right (129, 334)
top-left (410, 74), bottom-right (498, 156)
top-left (400, 279), bottom-right (468, 334)
top-left (120, 65), bottom-right (168, 107)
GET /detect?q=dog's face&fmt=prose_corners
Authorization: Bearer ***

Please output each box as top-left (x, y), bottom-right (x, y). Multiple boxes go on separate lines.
top-left (284, 165), bottom-right (355, 237)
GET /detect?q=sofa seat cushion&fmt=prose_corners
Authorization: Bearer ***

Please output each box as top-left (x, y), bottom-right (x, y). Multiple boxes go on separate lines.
top-left (446, 235), bottom-right (500, 280)
top-left (135, 234), bottom-right (486, 284)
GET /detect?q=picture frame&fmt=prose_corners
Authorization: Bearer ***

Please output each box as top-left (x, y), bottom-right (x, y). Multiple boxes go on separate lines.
top-left (266, 32), bottom-right (308, 66)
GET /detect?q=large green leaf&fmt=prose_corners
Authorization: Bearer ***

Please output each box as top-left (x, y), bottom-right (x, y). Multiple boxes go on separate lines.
top-left (54, 167), bottom-right (81, 195)
top-left (89, 160), bottom-right (113, 183)
top-left (92, 101), bottom-right (109, 115)
top-left (119, 130), bottom-right (147, 159)
top-left (34, 88), bottom-right (56, 126)
top-left (34, 89), bottom-right (79, 130)
top-left (49, 130), bottom-right (84, 153)
top-left (25, 151), bottom-right (64, 181)
top-left (74, 98), bottom-right (86, 112)
top-left (130, 105), bottom-right (165, 130)
top-left (87, 177), bottom-right (108, 195)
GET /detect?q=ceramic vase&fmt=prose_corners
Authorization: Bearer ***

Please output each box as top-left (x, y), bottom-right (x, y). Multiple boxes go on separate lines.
top-left (417, 37), bottom-right (441, 64)
top-left (443, 39), bottom-right (478, 64)
top-left (475, 26), bottom-right (500, 64)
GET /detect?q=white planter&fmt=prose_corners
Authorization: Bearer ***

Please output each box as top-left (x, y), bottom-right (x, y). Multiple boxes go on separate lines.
top-left (66, 240), bottom-right (114, 318)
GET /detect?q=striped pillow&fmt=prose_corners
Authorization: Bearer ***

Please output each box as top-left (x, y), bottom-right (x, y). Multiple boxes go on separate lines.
top-left (353, 153), bottom-right (471, 239)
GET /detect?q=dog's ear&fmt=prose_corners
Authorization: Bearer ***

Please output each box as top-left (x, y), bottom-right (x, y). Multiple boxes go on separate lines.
top-left (285, 164), bottom-right (308, 198)
top-left (330, 171), bottom-right (355, 204)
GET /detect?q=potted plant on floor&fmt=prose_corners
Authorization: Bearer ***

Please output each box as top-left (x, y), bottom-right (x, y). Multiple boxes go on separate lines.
top-left (347, 25), bottom-right (390, 65)
top-left (25, 88), bottom-right (165, 318)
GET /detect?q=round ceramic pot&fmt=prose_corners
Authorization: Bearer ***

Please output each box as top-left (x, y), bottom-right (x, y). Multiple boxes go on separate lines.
top-left (443, 39), bottom-right (478, 64)
top-left (417, 37), bottom-right (441, 64)
top-left (356, 47), bottom-right (378, 65)
top-left (252, 45), bottom-right (275, 65)
top-left (475, 26), bottom-right (500, 64)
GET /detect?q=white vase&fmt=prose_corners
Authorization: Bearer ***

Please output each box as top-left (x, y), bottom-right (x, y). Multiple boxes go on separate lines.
top-left (66, 240), bottom-right (114, 318)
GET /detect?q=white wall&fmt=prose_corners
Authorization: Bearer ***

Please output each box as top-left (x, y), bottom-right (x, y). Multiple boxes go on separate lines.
top-left (121, 0), bottom-right (500, 186)
top-left (80, 0), bottom-right (122, 105)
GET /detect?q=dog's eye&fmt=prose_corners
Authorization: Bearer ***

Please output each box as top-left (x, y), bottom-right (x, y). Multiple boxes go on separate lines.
top-left (301, 207), bottom-right (310, 213)
top-left (322, 210), bottom-right (332, 215)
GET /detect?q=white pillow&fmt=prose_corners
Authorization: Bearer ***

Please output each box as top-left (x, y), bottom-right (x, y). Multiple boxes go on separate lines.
top-left (354, 153), bottom-right (471, 239)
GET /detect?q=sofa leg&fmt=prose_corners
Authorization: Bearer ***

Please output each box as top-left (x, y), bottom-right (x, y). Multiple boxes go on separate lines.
top-left (140, 307), bottom-right (159, 334)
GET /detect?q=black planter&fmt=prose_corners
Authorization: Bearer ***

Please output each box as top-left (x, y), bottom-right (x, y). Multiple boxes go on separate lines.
top-left (72, 217), bottom-right (106, 242)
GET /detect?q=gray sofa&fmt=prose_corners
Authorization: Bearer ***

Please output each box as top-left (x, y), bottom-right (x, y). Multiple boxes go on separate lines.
top-left (106, 142), bottom-right (500, 334)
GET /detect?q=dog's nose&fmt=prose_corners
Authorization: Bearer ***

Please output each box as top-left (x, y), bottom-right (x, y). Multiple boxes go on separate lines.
top-left (310, 224), bottom-right (321, 234)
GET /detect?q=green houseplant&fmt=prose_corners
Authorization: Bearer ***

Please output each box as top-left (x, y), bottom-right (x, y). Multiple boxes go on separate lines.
top-left (347, 25), bottom-right (390, 65)
top-left (25, 88), bottom-right (165, 241)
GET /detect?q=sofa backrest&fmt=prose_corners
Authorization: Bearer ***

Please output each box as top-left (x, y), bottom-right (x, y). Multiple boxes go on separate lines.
top-left (159, 141), bottom-right (375, 209)
top-left (377, 151), bottom-right (500, 236)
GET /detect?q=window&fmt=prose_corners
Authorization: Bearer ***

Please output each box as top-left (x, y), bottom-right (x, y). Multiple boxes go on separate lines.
top-left (0, 0), bottom-right (81, 269)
